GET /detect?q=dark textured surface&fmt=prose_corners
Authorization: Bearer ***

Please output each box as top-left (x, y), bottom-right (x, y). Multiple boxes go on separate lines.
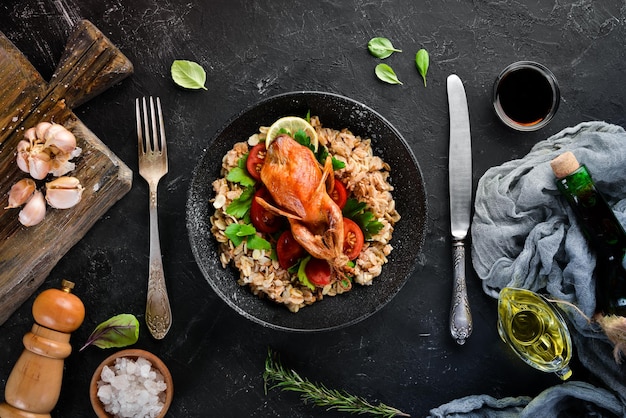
top-left (1, 0), bottom-right (626, 417)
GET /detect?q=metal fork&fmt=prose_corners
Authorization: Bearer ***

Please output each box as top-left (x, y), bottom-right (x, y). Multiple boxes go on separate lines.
top-left (136, 96), bottom-right (172, 339)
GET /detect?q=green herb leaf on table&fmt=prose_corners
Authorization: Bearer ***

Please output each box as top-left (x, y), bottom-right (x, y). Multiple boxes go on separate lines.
top-left (375, 63), bottom-right (402, 85)
top-left (171, 59), bottom-right (208, 90)
top-left (264, 348), bottom-right (410, 418)
top-left (415, 49), bottom-right (429, 87)
top-left (367, 37), bottom-right (402, 59)
top-left (79, 314), bottom-right (139, 352)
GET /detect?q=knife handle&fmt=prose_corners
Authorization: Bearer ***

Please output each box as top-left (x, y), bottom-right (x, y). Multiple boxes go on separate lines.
top-left (450, 240), bottom-right (473, 345)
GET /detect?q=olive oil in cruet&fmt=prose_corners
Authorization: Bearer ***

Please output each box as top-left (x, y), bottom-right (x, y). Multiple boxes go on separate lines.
top-left (497, 287), bottom-right (573, 380)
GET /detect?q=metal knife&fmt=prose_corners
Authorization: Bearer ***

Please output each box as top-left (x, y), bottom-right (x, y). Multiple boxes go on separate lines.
top-left (447, 74), bottom-right (473, 345)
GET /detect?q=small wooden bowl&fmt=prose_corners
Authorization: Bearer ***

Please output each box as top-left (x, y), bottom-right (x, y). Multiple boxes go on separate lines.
top-left (90, 349), bottom-right (173, 418)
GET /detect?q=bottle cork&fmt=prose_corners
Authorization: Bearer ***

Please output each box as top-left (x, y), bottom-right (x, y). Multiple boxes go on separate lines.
top-left (550, 151), bottom-right (580, 179)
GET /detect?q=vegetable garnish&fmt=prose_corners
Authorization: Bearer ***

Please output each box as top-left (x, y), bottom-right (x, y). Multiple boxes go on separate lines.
top-left (79, 314), bottom-right (139, 351)
top-left (266, 116), bottom-right (319, 152)
top-left (367, 37), bottom-right (402, 59)
top-left (343, 199), bottom-right (384, 239)
top-left (264, 348), bottom-right (410, 417)
top-left (171, 59), bottom-right (208, 90)
top-left (297, 256), bottom-right (316, 291)
top-left (415, 49), bottom-right (429, 87)
top-left (375, 63), bottom-right (403, 85)
top-left (226, 186), bottom-right (254, 219)
top-left (226, 155), bottom-right (256, 219)
top-left (225, 223), bottom-right (271, 250)
top-left (227, 164), bottom-right (256, 188)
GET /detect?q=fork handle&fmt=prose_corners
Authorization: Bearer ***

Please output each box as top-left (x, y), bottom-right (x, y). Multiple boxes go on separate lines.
top-left (146, 183), bottom-right (172, 340)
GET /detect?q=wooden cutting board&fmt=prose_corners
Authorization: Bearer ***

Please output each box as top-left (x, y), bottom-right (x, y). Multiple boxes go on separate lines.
top-left (0, 20), bottom-right (133, 325)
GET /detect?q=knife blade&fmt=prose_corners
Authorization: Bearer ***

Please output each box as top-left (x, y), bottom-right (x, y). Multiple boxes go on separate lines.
top-left (447, 74), bottom-right (473, 345)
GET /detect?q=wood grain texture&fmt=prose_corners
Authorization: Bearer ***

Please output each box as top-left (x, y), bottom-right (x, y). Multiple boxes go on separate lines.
top-left (0, 20), bottom-right (133, 325)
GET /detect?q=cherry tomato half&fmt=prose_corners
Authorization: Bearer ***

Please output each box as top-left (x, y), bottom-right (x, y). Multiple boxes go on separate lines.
top-left (343, 217), bottom-right (365, 260)
top-left (251, 187), bottom-right (284, 233)
top-left (276, 230), bottom-right (306, 270)
top-left (305, 257), bottom-right (332, 287)
top-left (329, 178), bottom-right (348, 209)
top-left (246, 143), bottom-right (266, 181)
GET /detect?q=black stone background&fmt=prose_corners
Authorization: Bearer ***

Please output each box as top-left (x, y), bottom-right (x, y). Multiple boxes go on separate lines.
top-left (2, 0), bottom-right (625, 416)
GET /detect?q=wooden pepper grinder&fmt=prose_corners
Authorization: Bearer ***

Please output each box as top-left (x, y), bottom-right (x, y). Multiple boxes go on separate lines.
top-left (0, 279), bottom-right (84, 418)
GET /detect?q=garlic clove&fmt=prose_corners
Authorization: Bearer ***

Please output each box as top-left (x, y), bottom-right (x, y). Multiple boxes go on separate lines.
top-left (43, 123), bottom-right (76, 154)
top-left (28, 151), bottom-right (51, 180)
top-left (24, 127), bottom-right (37, 143)
top-left (46, 175), bottom-right (82, 189)
top-left (5, 178), bottom-right (36, 209)
top-left (16, 140), bottom-right (31, 173)
top-left (18, 190), bottom-right (46, 226)
top-left (35, 122), bottom-right (52, 141)
top-left (45, 176), bottom-right (84, 209)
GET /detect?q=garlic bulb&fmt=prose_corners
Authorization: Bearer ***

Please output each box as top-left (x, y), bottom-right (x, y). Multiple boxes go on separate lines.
top-left (44, 123), bottom-right (77, 153)
top-left (5, 178), bottom-right (36, 209)
top-left (28, 151), bottom-right (52, 180)
top-left (8, 121), bottom-right (84, 227)
top-left (18, 190), bottom-right (46, 227)
top-left (16, 122), bottom-right (81, 179)
top-left (45, 176), bottom-right (84, 209)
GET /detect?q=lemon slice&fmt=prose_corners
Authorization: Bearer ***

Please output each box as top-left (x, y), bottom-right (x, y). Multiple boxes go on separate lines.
top-left (266, 116), bottom-right (319, 152)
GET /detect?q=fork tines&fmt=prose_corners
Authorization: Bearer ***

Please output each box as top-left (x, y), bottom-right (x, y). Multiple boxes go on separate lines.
top-left (136, 96), bottom-right (167, 155)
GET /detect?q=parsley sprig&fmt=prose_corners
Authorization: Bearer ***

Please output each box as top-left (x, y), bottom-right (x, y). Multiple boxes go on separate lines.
top-left (290, 128), bottom-right (346, 170)
top-left (223, 155), bottom-right (270, 251)
top-left (343, 199), bottom-right (384, 239)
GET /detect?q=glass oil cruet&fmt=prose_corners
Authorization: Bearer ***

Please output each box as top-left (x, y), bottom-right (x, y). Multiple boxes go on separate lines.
top-left (497, 287), bottom-right (573, 380)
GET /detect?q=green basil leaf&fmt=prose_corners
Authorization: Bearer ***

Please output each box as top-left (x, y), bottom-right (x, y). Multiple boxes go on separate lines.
top-left (171, 59), bottom-right (208, 90)
top-left (367, 37), bottom-right (402, 59)
top-left (415, 49), bottom-right (430, 87)
top-left (375, 63), bottom-right (402, 85)
top-left (79, 314), bottom-right (139, 351)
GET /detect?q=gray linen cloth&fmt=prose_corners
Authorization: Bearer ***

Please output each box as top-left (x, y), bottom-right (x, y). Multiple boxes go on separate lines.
top-left (429, 122), bottom-right (626, 417)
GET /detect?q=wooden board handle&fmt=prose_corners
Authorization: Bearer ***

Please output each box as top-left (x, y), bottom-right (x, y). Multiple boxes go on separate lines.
top-left (46, 19), bottom-right (134, 109)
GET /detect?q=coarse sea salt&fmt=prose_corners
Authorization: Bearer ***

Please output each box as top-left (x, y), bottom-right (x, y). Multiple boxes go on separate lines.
top-left (97, 356), bottom-right (167, 418)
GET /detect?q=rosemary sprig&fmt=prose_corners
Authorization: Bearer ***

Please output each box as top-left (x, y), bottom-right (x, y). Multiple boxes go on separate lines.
top-left (263, 348), bottom-right (410, 418)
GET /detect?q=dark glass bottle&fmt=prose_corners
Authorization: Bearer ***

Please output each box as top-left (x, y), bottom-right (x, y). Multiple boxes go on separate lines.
top-left (551, 152), bottom-right (626, 316)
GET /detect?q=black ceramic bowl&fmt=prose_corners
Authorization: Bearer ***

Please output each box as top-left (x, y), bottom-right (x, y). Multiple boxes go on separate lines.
top-left (186, 91), bottom-right (427, 332)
